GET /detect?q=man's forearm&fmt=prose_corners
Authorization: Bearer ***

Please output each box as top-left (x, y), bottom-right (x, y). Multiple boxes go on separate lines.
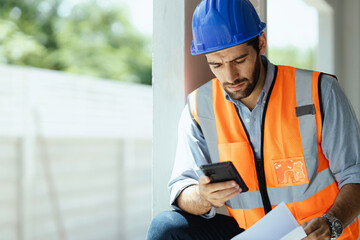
top-left (176, 184), bottom-right (213, 215)
top-left (327, 183), bottom-right (360, 227)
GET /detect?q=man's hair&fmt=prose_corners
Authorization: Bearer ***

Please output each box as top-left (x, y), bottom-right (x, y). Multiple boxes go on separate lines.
top-left (245, 36), bottom-right (260, 54)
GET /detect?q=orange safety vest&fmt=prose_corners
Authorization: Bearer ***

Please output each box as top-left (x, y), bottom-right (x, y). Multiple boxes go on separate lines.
top-left (188, 65), bottom-right (359, 239)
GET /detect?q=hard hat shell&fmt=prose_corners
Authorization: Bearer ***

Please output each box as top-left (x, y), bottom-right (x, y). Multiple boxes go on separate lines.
top-left (191, 0), bottom-right (266, 55)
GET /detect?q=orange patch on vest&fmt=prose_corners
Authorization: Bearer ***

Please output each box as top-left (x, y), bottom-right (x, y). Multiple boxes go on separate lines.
top-left (273, 157), bottom-right (309, 186)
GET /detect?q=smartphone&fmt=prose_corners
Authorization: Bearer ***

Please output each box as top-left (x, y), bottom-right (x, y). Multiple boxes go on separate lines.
top-left (200, 161), bottom-right (248, 192)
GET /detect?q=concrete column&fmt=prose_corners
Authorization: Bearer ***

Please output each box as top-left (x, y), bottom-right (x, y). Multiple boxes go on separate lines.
top-left (153, 0), bottom-right (268, 216)
top-left (317, 8), bottom-right (335, 74)
top-left (152, 0), bottom-right (186, 215)
top-left (304, 0), bottom-right (335, 74)
top-left (152, 0), bottom-right (214, 216)
top-left (326, 0), bottom-right (360, 120)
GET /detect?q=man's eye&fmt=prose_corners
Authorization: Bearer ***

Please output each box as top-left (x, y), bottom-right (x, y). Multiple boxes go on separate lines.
top-left (236, 59), bottom-right (245, 64)
top-left (212, 64), bottom-right (221, 69)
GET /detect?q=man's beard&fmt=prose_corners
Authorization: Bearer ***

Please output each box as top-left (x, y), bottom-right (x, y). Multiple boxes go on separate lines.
top-left (224, 55), bottom-right (261, 101)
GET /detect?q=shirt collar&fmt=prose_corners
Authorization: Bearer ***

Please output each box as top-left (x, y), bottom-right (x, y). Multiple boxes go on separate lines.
top-left (225, 55), bottom-right (275, 107)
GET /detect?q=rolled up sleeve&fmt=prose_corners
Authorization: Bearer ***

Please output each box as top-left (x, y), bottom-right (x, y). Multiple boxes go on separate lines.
top-left (168, 105), bottom-right (216, 218)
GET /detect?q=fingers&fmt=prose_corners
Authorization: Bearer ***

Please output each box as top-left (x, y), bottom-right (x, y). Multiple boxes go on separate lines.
top-left (199, 176), bottom-right (211, 185)
top-left (301, 217), bottom-right (330, 240)
top-left (198, 177), bottom-right (242, 208)
top-left (199, 176), bottom-right (240, 192)
top-left (206, 185), bottom-right (241, 208)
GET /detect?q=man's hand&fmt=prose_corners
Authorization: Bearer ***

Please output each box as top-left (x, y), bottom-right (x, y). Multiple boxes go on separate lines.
top-left (198, 176), bottom-right (242, 208)
top-left (176, 176), bottom-right (242, 215)
top-left (300, 183), bottom-right (360, 240)
top-left (301, 217), bottom-right (330, 240)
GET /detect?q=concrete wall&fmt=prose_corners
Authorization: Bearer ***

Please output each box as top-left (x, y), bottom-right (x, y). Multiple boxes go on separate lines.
top-left (0, 65), bottom-right (153, 240)
top-left (0, 137), bottom-right (152, 240)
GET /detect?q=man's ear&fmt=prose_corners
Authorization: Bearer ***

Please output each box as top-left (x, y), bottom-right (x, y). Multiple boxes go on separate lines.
top-left (259, 32), bottom-right (267, 55)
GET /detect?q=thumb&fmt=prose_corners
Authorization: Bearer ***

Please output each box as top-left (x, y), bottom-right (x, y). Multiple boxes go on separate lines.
top-left (199, 175), bottom-right (211, 185)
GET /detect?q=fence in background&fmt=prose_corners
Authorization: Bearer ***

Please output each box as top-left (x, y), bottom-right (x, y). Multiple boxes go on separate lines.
top-left (0, 65), bottom-right (152, 240)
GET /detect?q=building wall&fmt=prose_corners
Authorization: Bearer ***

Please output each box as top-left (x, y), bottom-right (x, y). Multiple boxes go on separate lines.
top-left (0, 65), bottom-right (152, 240)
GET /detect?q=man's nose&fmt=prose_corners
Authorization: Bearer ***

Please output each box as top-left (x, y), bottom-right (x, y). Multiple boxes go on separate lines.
top-left (224, 64), bottom-right (239, 84)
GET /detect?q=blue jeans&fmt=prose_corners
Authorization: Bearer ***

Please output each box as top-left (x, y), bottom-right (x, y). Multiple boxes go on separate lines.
top-left (146, 210), bottom-right (243, 240)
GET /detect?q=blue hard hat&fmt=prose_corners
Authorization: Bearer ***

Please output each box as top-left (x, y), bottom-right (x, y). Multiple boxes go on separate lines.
top-left (191, 0), bottom-right (266, 55)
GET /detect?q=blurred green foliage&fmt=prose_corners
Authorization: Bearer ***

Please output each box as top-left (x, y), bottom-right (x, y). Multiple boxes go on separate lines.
top-left (0, 0), bottom-right (152, 85)
top-left (268, 47), bottom-right (315, 70)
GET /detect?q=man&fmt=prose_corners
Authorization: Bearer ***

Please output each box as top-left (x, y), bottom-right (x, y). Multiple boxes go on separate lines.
top-left (147, 0), bottom-right (360, 239)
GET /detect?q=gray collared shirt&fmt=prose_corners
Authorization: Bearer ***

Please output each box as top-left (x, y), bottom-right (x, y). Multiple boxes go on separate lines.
top-left (168, 56), bottom-right (360, 217)
top-left (223, 56), bottom-right (275, 160)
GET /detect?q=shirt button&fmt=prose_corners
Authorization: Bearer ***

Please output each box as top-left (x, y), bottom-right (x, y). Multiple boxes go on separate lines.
top-left (245, 118), bottom-right (250, 123)
top-left (255, 148), bottom-right (259, 153)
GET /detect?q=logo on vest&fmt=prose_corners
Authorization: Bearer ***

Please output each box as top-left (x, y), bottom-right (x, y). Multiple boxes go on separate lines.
top-left (273, 158), bottom-right (308, 185)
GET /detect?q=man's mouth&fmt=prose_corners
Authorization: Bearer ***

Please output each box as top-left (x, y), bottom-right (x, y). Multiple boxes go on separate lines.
top-left (226, 80), bottom-right (246, 91)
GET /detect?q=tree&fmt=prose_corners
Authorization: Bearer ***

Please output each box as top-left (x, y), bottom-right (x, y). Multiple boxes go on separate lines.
top-left (0, 0), bottom-right (152, 85)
